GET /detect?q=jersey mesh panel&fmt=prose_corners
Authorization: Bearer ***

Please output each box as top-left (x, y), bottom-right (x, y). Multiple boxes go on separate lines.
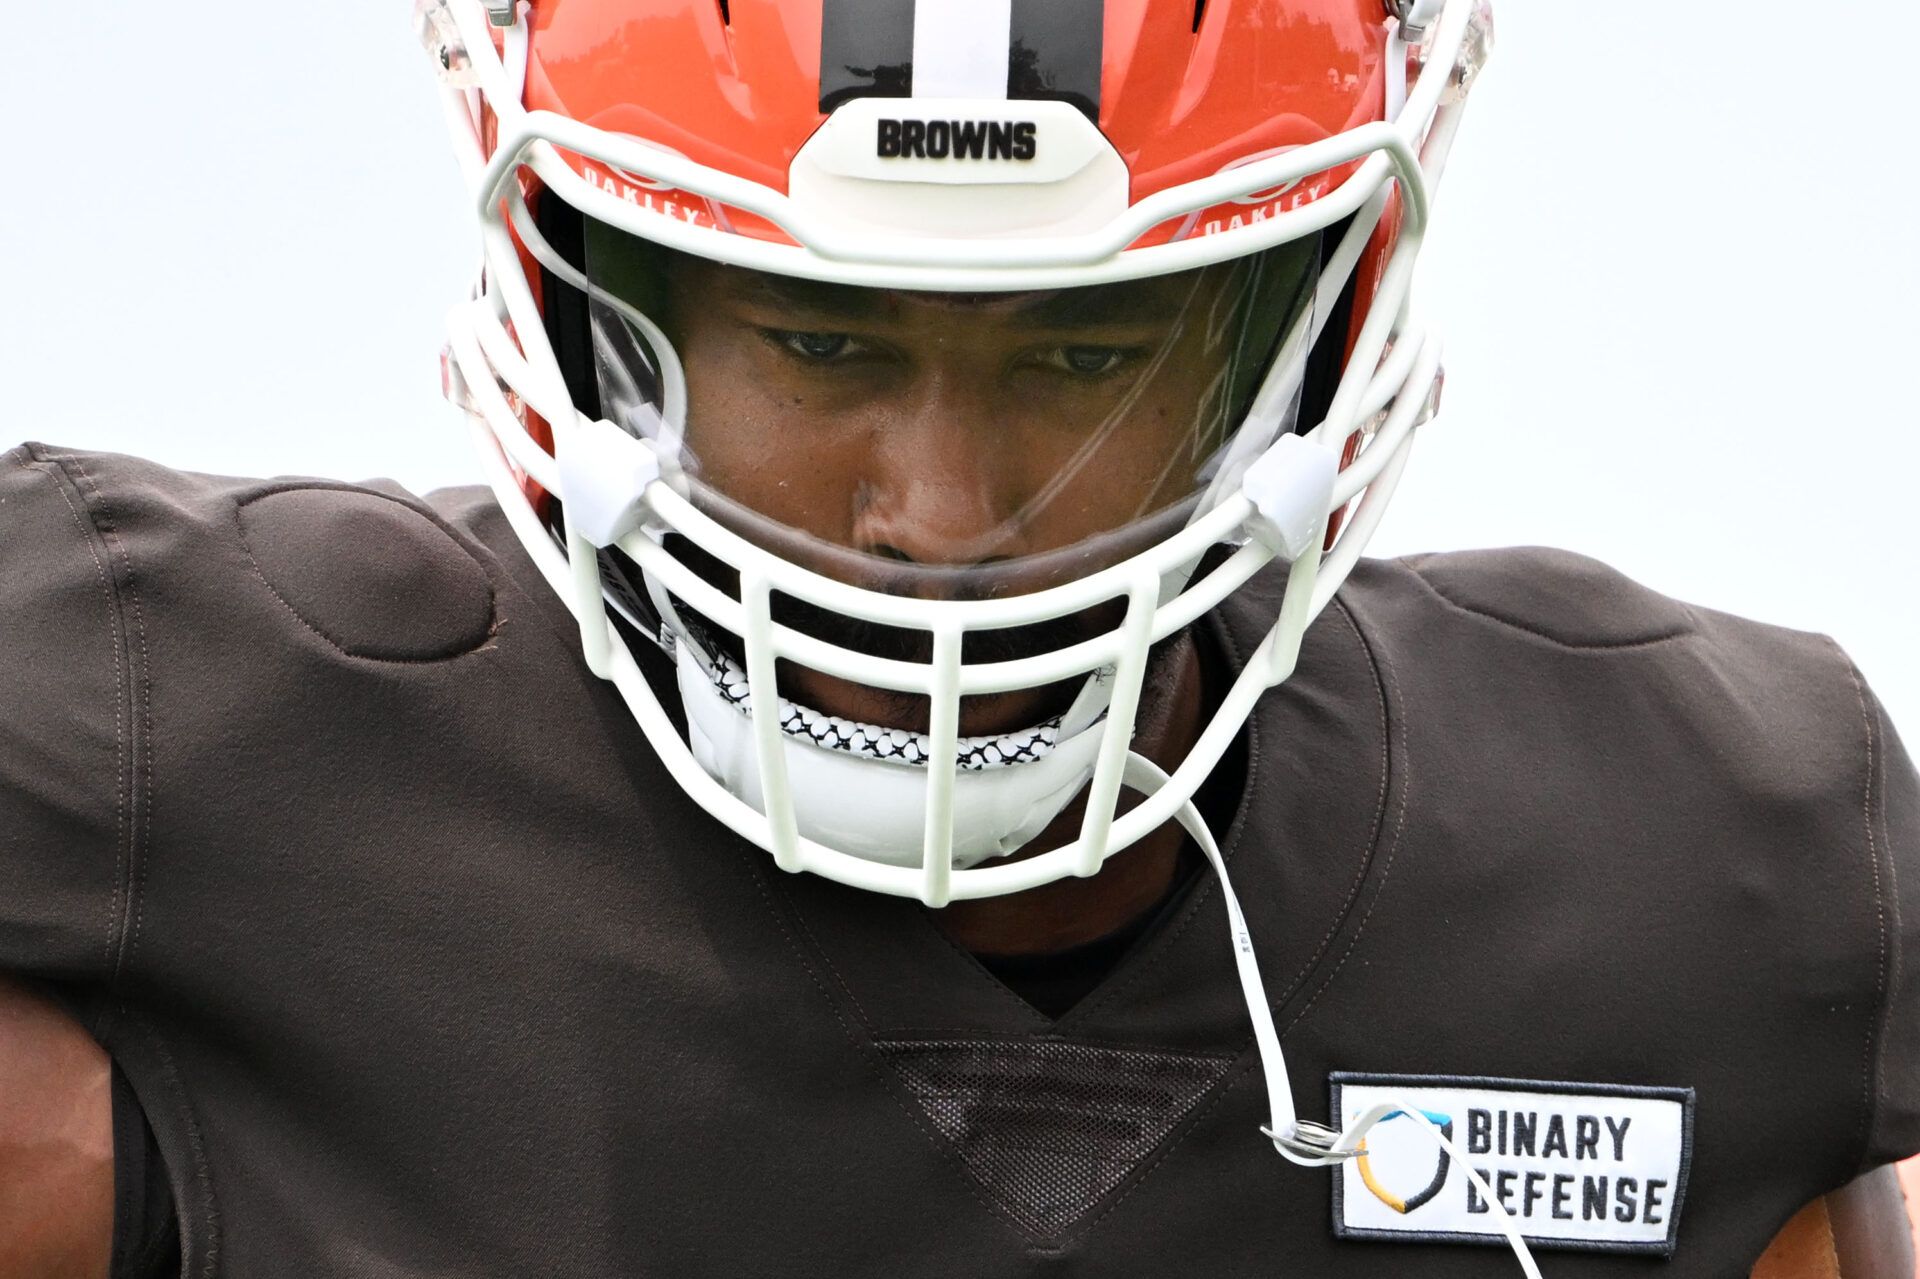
top-left (875, 1039), bottom-right (1235, 1236)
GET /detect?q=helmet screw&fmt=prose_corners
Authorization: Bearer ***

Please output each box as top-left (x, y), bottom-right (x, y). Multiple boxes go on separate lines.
top-left (1388, 0), bottom-right (1443, 41)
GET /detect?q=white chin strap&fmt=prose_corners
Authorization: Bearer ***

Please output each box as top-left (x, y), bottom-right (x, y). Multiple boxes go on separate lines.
top-left (1134, 751), bottom-right (1544, 1278)
top-left (678, 645), bottom-right (1110, 870)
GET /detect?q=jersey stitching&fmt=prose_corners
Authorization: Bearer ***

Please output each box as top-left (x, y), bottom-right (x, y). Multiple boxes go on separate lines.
top-left (1869, 697), bottom-right (1905, 1176)
top-left (64, 454), bottom-right (157, 988)
top-left (1281, 587), bottom-right (1415, 1038)
top-left (1084, 623), bottom-right (1374, 1243)
top-left (778, 895), bottom-right (884, 1033)
top-left (870, 1028), bottom-right (1237, 1057)
top-left (13, 449), bottom-right (130, 984)
top-left (139, 1019), bottom-right (221, 1279)
top-left (741, 857), bottom-right (1039, 1245)
top-left (918, 920), bottom-right (1058, 1026)
top-left (1835, 642), bottom-right (1889, 1174)
top-left (1063, 615), bottom-right (1266, 1023)
top-left (1271, 598), bottom-right (1391, 1010)
top-left (1075, 595), bottom-right (1387, 1032)
top-left (25, 453), bottom-right (219, 1274)
top-left (1057, 595), bottom-right (1397, 1245)
top-left (1402, 556), bottom-right (1693, 652)
top-left (900, 630), bottom-right (1228, 1033)
top-left (233, 485), bottom-right (501, 665)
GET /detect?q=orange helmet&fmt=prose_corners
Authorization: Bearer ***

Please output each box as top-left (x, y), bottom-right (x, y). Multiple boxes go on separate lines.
top-left (520, 0), bottom-right (1390, 244)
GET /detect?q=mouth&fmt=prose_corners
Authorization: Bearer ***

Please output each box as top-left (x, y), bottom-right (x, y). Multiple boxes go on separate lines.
top-left (656, 532), bottom-right (1130, 766)
top-left (695, 637), bottom-right (1077, 772)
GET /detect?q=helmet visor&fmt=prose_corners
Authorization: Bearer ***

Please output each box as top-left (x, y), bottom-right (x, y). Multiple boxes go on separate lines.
top-left (583, 218), bottom-right (1323, 604)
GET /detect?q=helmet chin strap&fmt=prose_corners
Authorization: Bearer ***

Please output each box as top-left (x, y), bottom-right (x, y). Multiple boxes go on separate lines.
top-left (1129, 752), bottom-right (1545, 1278)
top-left (676, 638), bottom-right (1113, 871)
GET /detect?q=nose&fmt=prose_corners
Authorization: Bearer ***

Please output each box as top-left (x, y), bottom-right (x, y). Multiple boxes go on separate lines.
top-left (850, 370), bottom-right (1029, 567)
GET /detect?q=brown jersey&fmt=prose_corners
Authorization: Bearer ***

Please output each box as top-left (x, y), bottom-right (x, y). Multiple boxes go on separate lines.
top-left (2, 441), bottom-right (1915, 1276)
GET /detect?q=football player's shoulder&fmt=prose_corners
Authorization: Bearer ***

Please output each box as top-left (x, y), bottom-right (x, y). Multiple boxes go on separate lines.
top-left (1341, 546), bottom-right (1884, 906)
top-left (1348, 549), bottom-right (1918, 1174)
top-left (1375, 544), bottom-right (1695, 649)
top-left (1344, 542), bottom-right (1891, 974)
top-left (1, 442), bottom-right (500, 663)
top-left (1349, 545), bottom-right (1864, 772)
top-left (0, 443), bottom-right (508, 973)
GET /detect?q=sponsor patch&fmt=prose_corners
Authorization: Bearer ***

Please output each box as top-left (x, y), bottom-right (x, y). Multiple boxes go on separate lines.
top-left (1329, 1073), bottom-right (1694, 1256)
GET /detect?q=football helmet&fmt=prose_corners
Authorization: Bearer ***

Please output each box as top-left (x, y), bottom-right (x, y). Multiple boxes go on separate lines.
top-left (424, 0), bottom-right (1490, 906)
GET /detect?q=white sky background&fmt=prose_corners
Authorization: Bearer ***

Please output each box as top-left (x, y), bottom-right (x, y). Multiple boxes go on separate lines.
top-left (3, 4), bottom-right (1916, 732)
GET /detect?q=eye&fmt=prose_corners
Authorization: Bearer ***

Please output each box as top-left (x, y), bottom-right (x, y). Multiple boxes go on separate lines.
top-left (1044, 345), bottom-right (1134, 377)
top-left (771, 330), bottom-right (853, 361)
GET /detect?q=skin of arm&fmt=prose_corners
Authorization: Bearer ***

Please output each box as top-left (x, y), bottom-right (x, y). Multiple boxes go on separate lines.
top-left (1752, 1165), bottom-right (1916, 1279)
top-left (0, 973), bottom-right (112, 1279)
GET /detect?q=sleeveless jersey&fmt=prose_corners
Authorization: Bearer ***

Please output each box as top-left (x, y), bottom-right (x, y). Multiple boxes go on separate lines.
top-left (2, 442), bottom-right (1915, 1276)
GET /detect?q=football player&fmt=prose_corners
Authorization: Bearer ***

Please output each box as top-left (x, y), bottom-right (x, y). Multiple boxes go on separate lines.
top-left (2, 0), bottom-right (1915, 1275)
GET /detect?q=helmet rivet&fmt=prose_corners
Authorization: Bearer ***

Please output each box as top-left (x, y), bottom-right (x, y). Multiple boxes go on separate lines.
top-left (1388, 0), bottom-right (1443, 41)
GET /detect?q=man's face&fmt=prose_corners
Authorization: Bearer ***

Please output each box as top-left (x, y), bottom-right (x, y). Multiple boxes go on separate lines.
top-left (664, 257), bottom-right (1248, 581)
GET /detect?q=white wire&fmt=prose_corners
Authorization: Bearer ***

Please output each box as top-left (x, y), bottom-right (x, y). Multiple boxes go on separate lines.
top-left (1128, 753), bottom-right (1544, 1278)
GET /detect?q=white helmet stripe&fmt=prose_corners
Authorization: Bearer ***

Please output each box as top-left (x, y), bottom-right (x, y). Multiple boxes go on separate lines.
top-left (910, 0), bottom-right (1013, 100)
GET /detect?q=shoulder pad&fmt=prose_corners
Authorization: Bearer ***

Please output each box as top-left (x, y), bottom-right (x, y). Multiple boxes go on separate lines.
top-left (1401, 546), bottom-right (1693, 649)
